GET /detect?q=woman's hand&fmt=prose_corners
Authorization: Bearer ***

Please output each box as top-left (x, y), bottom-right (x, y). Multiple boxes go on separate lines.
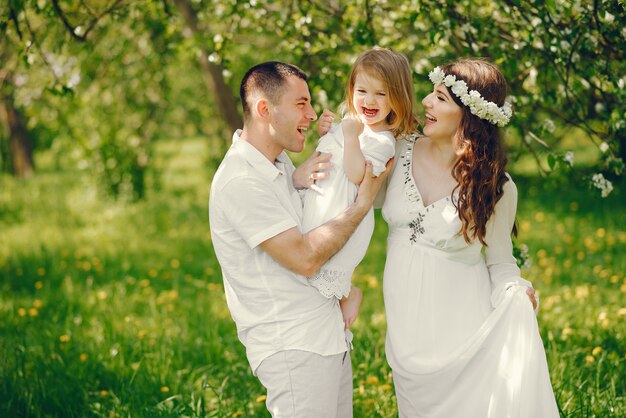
top-left (317, 108), bottom-right (336, 137)
top-left (292, 151), bottom-right (333, 190)
top-left (526, 287), bottom-right (538, 311)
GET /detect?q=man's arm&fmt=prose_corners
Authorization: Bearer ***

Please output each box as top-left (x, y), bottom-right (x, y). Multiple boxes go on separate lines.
top-left (260, 159), bottom-right (392, 276)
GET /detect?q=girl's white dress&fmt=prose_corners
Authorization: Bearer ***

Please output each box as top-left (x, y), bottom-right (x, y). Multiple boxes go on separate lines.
top-left (302, 122), bottom-right (395, 298)
top-left (382, 135), bottom-right (559, 417)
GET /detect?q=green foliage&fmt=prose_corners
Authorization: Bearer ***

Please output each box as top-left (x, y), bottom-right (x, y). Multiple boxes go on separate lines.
top-left (1, 139), bottom-right (624, 417)
top-left (2, 0), bottom-right (624, 197)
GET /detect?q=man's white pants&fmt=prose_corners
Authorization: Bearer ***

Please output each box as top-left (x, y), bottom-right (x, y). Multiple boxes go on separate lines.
top-left (256, 350), bottom-right (353, 418)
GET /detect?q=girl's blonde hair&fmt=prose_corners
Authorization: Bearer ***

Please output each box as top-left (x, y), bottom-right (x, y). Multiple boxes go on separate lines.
top-left (343, 47), bottom-right (418, 138)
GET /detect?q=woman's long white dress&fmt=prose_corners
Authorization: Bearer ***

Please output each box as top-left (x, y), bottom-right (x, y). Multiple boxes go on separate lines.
top-left (382, 135), bottom-right (559, 417)
top-left (302, 122), bottom-right (395, 298)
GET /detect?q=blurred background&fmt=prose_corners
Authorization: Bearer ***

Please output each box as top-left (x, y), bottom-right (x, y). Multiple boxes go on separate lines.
top-left (1, 1), bottom-right (624, 417)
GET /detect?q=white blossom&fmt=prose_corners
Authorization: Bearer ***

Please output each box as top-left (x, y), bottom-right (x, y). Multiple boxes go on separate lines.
top-left (592, 173), bottom-right (613, 198)
top-left (564, 151), bottom-right (574, 166)
top-left (543, 119), bottom-right (556, 133)
top-left (599, 142), bottom-right (609, 153)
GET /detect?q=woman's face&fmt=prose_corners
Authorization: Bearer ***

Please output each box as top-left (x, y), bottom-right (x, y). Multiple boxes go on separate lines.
top-left (421, 84), bottom-right (463, 142)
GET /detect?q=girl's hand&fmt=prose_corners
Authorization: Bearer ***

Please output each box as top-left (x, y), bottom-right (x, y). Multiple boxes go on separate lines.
top-left (341, 117), bottom-right (364, 140)
top-left (317, 108), bottom-right (336, 137)
top-left (292, 151), bottom-right (333, 190)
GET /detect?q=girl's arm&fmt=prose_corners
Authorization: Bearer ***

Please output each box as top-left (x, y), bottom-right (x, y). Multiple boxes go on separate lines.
top-left (342, 118), bottom-right (366, 185)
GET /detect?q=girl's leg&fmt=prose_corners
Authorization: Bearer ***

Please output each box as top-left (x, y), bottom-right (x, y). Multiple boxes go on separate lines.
top-left (339, 286), bottom-right (362, 329)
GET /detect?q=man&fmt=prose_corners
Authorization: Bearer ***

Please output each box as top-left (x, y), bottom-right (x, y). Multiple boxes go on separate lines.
top-left (209, 61), bottom-right (389, 417)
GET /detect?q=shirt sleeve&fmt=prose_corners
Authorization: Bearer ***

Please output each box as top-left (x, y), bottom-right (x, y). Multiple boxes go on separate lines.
top-left (484, 176), bottom-right (535, 311)
top-left (220, 175), bottom-right (298, 249)
top-left (361, 131), bottom-right (396, 177)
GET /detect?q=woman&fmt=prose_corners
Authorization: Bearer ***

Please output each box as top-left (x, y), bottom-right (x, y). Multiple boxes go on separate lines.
top-left (381, 59), bottom-right (559, 417)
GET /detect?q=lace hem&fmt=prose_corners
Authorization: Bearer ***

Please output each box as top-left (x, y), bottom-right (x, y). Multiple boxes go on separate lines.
top-left (309, 268), bottom-right (352, 299)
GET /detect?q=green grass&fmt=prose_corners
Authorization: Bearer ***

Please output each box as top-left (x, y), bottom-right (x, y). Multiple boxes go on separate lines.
top-left (1, 138), bottom-right (624, 417)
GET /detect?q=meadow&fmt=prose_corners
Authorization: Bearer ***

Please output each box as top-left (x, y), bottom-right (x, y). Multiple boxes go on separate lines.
top-left (1, 138), bottom-right (624, 417)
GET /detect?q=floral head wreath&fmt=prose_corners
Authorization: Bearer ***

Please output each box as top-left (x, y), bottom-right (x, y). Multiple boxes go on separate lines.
top-left (428, 66), bottom-right (512, 127)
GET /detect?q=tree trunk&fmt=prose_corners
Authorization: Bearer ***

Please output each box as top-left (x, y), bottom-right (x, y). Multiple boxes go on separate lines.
top-left (172, 0), bottom-right (243, 133)
top-left (0, 90), bottom-right (34, 178)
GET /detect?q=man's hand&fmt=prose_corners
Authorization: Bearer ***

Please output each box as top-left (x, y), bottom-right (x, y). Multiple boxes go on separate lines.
top-left (317, 108), bottom-right (336, 137)
top-left (292, 151), bottom-right (333, 190)
top-left (354, 158), bottom-right (393, 209)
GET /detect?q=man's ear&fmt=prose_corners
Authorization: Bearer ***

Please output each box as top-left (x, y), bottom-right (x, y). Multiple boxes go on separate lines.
top-left (255, 98), bottom-right (271, 121)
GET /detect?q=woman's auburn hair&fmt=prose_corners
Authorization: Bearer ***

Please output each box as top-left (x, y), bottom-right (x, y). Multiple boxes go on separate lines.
top-left (343, 47), bottom-right (418, 138)
top-left (443, 58), bottom-right (514, 246)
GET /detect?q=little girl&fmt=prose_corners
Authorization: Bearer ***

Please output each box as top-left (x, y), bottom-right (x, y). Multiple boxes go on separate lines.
top-left (301, 47), bottom-right (418, 328)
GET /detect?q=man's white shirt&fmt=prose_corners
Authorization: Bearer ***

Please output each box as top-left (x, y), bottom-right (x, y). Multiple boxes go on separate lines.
top-left (209, 130), bottom-right (348, 374)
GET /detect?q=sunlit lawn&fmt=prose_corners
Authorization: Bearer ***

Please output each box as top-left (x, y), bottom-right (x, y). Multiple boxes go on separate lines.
top-left (1, 138), bottom-right (624, 417)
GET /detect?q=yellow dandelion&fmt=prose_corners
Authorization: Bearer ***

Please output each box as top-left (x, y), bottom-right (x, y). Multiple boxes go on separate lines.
top-left (592, 346), bottom-right (603, 356)
top-left (576, 251), bottom-right (585, 261)
top-left (138, 330), bottom-right (147, 339)
top-left (37, 267), bottom-right (46, 276)
top-left (17, 308), bottom-right (27, 317)
top-left (621, 283), bottom-right (626, 293)
top-left (598, 311), bottom-right (607, 321)
top-left (366, 275), bottom-right (379, 289)
top-left (204, 267), bottom-right (215, 276)
top-left (534, 212), bottom-right (545, 222)
top-left (600, 318), bottom-right (610, 328)
top-left (80, 353), bottom-right (88, 362)
top-left (82, 261), bottom-right (92, 271)
top-left (232, 410), bottom-right (244, 417)
top-left (592, 265), bottom-right (602, 274)
top-left (596, 228), bottom-right (606, 238)
top-left (160, 386), bottom-right (170, 393)
top-left (520, 220), bottom-right (531, 232)
top-left (610, 275), bottom-right (619, 284)
top-left (100, 390), bottom-right (108, 397)
top-left (170, 259), bottom-right (180, 269)
top-left (207, 282), bottom-right (222, 291)
top-left (166, 304), bottom-right (174, 312)
top-left (256, 394), bottom-right (267, 403)
top-left (381, 383), bottom-right (393, 391)
top-left (585, 355), bottom-right (595, 364)
top-left (139, 279), bottom-right (150, 287)
top-left (563, 259), bottom-right (572, 269)
top-left (97, 290), bottom-right (108, 300)
top-left (148, 269), bottom-right (158, 278)
top-left (35, 281), bottom-right (43, 289)
top-left (554, 246), bottom-right (563, 254)
top-left (607, 235), bottom-right (615, 246)
top-left (365, 375), bottom-right (380, 385)
top-left (562, 327), bottom-right (574, 336)
top-left (616, 308), bottom-right (626, 317)
top-left (575, 286), bottom-right (589, 299)
top-left (59, 334), bottom-right (71, 342)
top-left (28, 308), bottom-right (38, 317)
top-left (33, 299), bottom-right (43, 308)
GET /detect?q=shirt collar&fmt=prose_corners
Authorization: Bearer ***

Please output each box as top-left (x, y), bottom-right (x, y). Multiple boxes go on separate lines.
top-left (232, 130), bottom-right (290, 180)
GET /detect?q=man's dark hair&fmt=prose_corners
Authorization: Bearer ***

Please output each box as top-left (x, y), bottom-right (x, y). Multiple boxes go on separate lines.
top-left (239, 61), bottom-right (308, 120)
